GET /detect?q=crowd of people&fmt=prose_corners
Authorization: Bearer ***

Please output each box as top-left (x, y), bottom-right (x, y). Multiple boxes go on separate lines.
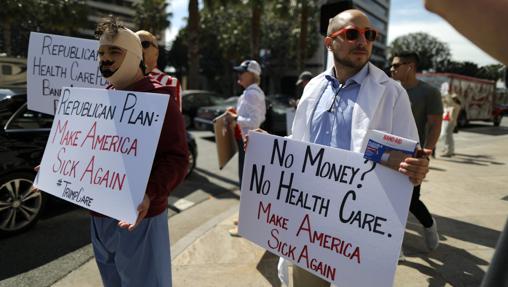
top-left (28, 0), bottom-right (508, 285)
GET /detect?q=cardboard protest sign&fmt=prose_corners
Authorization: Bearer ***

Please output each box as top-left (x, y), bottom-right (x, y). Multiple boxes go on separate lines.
top-left (34, 87), bottom-right (169, 224)
top-left (238, 132), bottom-right (413, 287)
top-left (27, 32), bottom-right (107, 115)
top-left (213, 112), bottom-right (238, 169)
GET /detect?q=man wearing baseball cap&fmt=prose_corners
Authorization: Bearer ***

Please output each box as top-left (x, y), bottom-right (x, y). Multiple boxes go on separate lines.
top-left (227, 59), bottom-right (266, 236)
top-left (93, 17), bottom-right (188, 287)
top-left (293, 70), bottom-right (313, 107)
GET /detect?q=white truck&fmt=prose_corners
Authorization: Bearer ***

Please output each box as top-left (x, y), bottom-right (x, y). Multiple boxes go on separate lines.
top-left (418, 72), bottom-right (504, 127)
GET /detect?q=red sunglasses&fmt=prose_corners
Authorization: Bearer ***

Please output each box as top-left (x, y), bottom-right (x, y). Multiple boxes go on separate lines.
top-left (328, 27), bottom-right (378, 42)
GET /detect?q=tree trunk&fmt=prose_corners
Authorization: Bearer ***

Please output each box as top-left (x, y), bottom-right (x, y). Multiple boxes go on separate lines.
top-left (250, 2), bottom-right (262, 60)
top-left (188, 0), bottom-right (200, 89)
top-left (2, 21), bottom-right (12, 56)
top-left (297, 0), bottom-right (308, 71)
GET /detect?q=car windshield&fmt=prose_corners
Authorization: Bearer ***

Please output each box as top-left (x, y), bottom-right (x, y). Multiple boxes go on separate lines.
top-left (223, 97), bottom-right (238, 105)
top-left (0, 88), bottom-right (26, 128)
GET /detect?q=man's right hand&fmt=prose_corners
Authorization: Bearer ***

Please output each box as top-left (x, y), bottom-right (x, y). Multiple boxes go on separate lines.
top-left (31, 165), bottom-right (40, 193)
top-left (244, 128), bottom-right (267, 151)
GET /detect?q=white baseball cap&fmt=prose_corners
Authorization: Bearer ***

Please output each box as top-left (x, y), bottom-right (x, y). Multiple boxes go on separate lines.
top-left (233, 60), bottom-right (261, 76)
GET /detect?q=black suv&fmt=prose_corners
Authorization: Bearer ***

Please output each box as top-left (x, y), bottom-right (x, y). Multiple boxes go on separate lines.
top-left (0, 89), bottom-right (197, 236)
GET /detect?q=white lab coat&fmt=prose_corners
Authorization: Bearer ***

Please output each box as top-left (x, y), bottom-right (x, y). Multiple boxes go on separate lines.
top-left (278, 62), bottom-right (419, 286)
top-left (290, 62), bottom-right (419, 151)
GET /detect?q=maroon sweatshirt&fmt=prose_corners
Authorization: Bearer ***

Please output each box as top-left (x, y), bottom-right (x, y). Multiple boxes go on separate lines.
top-left (93, 76), bottom-right (188, 218)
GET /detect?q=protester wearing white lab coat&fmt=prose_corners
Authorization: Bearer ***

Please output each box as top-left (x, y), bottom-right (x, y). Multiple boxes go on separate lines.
top-left (278, 62), bottom-right (420, 286)
top-left (290, 62), bottom-right (419, 149)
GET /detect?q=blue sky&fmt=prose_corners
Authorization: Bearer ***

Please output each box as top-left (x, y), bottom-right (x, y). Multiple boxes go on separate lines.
top-left (166, 0), bottom-right (499, 66)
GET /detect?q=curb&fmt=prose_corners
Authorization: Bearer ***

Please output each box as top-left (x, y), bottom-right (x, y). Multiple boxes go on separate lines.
top-left (171, 204), bottom-right (239, 259)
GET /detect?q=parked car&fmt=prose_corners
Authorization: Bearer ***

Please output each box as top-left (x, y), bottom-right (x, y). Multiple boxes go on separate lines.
top-left (194, 96), bottom-right (239, 131)
top-left (193, 94), bottom-right (291, 136)
top-left (182, 90), bottom-right (225, 129)
top-left (0, 90), bottom-right (197, 236)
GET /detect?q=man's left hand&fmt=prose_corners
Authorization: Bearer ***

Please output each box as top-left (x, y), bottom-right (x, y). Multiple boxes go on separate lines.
top-left (118, 194), bottom-right (150, 231)
top-left (398, 149), bottom-right (431, 185)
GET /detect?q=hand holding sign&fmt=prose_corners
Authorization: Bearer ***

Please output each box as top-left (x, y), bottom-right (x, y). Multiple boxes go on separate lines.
top-left (238, 132), bottom-right (414, 287)
top-left (118, 194), bottom-right (150, 231)
top-left (399, 151), bottom-right (430, 185)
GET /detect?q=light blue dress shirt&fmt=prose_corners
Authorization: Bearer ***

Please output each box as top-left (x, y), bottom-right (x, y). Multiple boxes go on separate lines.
top-left (310, 64), bottom-right (369, 150)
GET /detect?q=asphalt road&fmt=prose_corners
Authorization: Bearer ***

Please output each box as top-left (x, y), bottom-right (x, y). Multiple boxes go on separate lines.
top-left (1, 118), bottom-right (507, 287)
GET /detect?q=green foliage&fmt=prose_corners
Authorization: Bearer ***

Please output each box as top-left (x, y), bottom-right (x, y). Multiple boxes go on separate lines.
top-left (169, 1), bottom-right (319, 94)
top-left (1, 0), bottom-right (89, 57)
top-left (445, 61), bottom-right (503, 80)
top-left (389, 32), bottom-right (503, 80)
top-left (134, 0), bottom-right (171, 36)
top-left (389, 32), bottom-right (451, 72)
top-left (476, 64), bottom-right (504, 81)
top-left (38, 0), bottom-right (89, 35)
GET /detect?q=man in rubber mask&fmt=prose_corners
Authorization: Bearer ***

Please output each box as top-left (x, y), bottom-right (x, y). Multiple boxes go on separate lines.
top-left (93, 17), bottom-right (188, 287)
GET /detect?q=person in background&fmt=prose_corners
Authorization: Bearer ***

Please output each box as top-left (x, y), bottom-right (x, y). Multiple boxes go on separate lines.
top-left (291, 71), bottom-right (313, 107)
top-left (226, 59), bottom-right (266, 237)
top-left (287, 71), bottom-right (314, 136)
top-left (424, 2), bottom-right (508, 286)
top-left (390, 52), bottom-right (442, 254)
top-left (135, 30), bottom-right (183, 111)
top-left (439, 85), bottom-right (461, 157)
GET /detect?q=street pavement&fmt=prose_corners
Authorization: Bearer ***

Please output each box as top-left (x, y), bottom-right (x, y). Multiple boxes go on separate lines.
top-left (172, 121), bottom-right (508, 287)
top-left (4, 120), bottom-right (508, 287)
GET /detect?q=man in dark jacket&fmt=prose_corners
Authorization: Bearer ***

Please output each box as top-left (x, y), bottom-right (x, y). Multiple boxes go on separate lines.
top-left (92, 17), bottom-right (188, 287)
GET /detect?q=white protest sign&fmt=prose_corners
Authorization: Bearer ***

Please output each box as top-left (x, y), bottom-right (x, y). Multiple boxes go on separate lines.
top-left (27, 32), bottom-right (108, 115)
top-left (34, 87), bottom-right (169, 224)
top-left (238, 132), bottom-right (413, 287)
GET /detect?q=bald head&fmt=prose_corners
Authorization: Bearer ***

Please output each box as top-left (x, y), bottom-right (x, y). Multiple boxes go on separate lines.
top-left (136, 30), bottom-right (159, 72)
top-left (327, 9), bottom-right (371, 36)
top-left (135, 30), bottom-right (158, 46)
top-left (324, 9), bottom-right (375, 81)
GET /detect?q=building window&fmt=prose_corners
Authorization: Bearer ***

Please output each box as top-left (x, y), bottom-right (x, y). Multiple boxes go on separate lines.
top-left (355, 0), bottom-right (388, 18)
top-left (1, 65), bottom-right (13, 75)
top-left (368, 14), bottom-right (387, 31)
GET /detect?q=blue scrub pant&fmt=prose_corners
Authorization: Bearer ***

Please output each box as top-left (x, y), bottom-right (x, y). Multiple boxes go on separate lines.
top-left (91, 211), bottom-right (172, 287)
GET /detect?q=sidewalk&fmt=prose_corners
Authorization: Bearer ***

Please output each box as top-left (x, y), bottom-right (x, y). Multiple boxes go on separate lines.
top-left (53, 131), bottom-right (508, 287)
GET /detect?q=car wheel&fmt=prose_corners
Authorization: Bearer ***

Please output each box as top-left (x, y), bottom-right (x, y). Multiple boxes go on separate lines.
top-left (186, 150), bottom-right (196, 178)
top-left (0, 172), bottom-right (44, 236)
top-left (493, 114), bottom-right (501, 127)
top-left (457, 110), bottom-right (468, 128)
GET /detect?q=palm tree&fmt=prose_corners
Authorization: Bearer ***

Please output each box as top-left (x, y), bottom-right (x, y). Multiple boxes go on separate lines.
top-left (134, 0), bottom-right (171, 34)
top-left (187, 0), bottom-right (200, 89)
top-left (250, 0), bottom-right (263, 60)
top-left (297, 0), bottom-right (309, 70)
top-left (39, 0), bottom-right (89, 36)
top-left (1, 0), bottom-right (36, 55)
